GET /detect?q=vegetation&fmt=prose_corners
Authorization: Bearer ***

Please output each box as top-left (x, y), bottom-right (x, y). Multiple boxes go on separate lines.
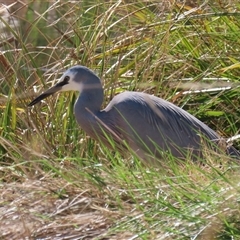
top-left (0, 1), bottom-right (240, 239)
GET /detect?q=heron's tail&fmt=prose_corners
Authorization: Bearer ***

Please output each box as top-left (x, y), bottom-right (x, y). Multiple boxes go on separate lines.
top-left (227, 146), bottom-right (240, 160)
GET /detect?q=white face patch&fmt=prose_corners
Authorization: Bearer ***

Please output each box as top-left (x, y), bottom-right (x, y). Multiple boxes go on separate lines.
top-left (60, 70), bottom-right (83, 93)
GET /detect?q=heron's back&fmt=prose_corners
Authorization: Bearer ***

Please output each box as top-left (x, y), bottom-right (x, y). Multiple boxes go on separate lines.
top-left (103, 91), bottom-right (239, 160)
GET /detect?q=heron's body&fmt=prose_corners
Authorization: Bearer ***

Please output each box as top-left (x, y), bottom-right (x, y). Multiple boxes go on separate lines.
top-left (29, 65), bottom-right (240, 162)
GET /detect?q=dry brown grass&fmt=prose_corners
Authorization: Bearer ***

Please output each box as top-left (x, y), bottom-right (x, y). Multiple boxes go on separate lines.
top-left (0, 156), bottom-right (240, 239)
top-left (0, 176), bottom-right (125, 239)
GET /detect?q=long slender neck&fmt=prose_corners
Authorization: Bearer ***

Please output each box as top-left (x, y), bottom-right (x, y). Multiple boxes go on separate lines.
top-left (76, 86), bottom-right (103, 113)
top-left (74, 76), bottom-right (104, 133)
top-left (75, 74), bottom-right (103, 111)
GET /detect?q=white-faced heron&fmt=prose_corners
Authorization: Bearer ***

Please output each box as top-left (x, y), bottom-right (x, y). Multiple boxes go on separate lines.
top-left (28, 65), bottom-right (240, 162)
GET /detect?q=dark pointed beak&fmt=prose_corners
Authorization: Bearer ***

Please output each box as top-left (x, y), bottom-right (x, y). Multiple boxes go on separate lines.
top-left (28, 85), bottom-right (61, 106)
top-left (28, 76), bottom-right (69, 107)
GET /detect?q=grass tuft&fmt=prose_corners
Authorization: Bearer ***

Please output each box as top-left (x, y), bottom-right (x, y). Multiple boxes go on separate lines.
top-left (0, 0), bottom-right (240, 239)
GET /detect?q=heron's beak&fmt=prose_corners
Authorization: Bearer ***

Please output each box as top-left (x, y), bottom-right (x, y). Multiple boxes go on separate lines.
top-left (28, 78), bottom-right (68, 106)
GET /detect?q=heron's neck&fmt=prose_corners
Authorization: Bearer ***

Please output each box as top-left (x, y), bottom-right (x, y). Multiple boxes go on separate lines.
top-left (74, 83), bottom-right (104, 138)
top-left (75, 83), bottom-right (103, 114)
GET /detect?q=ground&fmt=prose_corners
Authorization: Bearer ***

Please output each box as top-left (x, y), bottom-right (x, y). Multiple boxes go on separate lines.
top-left (0, 177), bottom-right (125, 239)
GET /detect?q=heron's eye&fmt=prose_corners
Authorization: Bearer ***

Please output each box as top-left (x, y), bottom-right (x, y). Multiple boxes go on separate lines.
top-left (57, 76), bottom-right (70, 87)
top-left (63, 76), bottom-right (70, 84)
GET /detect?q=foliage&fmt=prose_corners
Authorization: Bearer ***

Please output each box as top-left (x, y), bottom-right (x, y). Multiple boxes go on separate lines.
top-left (0, 0), bottom-right (240, 239)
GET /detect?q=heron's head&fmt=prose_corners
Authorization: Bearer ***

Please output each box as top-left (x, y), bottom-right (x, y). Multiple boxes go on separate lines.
top-left (28, 65), bottom-right (101, 106)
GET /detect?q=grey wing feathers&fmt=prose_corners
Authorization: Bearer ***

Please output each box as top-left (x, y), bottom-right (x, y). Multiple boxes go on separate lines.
top-left (104, 91), bottom-right (240, 159)
top-left (135, 93), bottom-right (219, 141)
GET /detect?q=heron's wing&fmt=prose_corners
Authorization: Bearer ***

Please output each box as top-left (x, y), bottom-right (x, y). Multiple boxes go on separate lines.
top-left (89, 109), bottom-right (129, 153)
top-left (104, 92), bottom-right (240, 159)
top-left (109, 92), bottom-right (221, 158)
top-left (143, 94), bottom-right (219, 141)
top-left (120, 93), bottom-right (219, 142)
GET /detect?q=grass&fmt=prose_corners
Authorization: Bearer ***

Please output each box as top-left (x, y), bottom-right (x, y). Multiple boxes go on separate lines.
top-left (0, 0), bottom-right (240, 239)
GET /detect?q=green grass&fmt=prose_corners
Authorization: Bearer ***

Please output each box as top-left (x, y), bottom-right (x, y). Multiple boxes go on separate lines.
top-left (0, 0), bottom-right (240, 239)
